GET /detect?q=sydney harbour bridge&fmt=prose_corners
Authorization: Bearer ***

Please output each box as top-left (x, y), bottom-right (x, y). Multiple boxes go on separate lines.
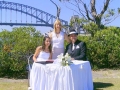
top-left (0, 0), bottom-right (68, 28)
top-left (0, 0), bottom-right (87, 34)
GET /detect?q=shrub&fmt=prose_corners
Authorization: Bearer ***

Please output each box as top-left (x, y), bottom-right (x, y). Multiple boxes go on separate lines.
top-left (78, 27), bottom-right (120, 69)
top-left (0, 27), bottom-right (43, 77)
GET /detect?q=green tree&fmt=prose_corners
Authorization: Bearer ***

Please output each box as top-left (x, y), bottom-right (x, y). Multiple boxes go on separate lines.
top-left (59, 0), bottom-right (120, 27)
top-left (83, 22), bottom-right (99, 37)
top-left (78, 27), bottom-right (120, 69)
top-left (69, 17), bottom-right (99, 37)
top-left (0, 26), bottom-right (43, 77)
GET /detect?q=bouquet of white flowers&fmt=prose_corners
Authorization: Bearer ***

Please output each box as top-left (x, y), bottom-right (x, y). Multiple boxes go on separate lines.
top-left (57, 53), bottom-right (72, 66)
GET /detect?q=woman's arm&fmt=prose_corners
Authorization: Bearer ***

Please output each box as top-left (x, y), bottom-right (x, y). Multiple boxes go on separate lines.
top-left (48, 32), bottom-right (52, 39)
top-left (48, 53), bottom-right (52, 60)
top-left (64, 33), bottom-right (70, 43)
top-left (33, 46), bottom-right (42, 62)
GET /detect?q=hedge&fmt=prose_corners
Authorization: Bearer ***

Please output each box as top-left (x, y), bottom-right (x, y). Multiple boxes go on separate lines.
top-left (0, 26), bottom-right (120, 78)
top-left (78, 27), bottom-right (120, 69)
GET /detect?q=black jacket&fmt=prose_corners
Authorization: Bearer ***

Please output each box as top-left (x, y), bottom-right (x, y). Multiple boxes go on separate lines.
top-left (64, 40), bottom-right (87, 60)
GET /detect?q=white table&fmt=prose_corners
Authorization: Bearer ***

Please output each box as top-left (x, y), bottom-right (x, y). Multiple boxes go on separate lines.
top-left (30, 60), bottom-right (93, 90)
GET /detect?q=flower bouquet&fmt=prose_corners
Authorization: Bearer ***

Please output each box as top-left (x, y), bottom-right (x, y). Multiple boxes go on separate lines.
top-left (57, 53), bottom-right (72, 66)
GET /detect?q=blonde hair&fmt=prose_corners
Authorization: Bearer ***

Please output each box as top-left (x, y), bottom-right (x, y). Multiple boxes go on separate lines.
top-left (54, 19), bottom-right (62, 32)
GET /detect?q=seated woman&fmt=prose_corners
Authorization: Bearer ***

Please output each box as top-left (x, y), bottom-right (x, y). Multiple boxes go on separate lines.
top-left (30, 36), bottom-right (52, 90)
top-left (33, 36), bottom-right (52, 62)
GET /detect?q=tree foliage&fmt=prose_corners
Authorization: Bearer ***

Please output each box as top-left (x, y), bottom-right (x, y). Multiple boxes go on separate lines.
top-left (0, 27), bottom-right (43, 77)
top-left (78, 27), bottom-right (120, 69)
top-left (59, 0), bottom-right (120, 27)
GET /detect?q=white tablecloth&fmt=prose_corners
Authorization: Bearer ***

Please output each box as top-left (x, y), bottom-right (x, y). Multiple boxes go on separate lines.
top-left (30, 60), bottom-right (93, 90)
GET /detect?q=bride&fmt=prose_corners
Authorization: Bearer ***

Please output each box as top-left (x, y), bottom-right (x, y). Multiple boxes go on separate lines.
top-left (33, 36), bottom-right (52, 62)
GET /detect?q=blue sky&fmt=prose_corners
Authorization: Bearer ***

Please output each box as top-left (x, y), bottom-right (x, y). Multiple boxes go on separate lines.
top-left (0, 0), bottom-right (120, 34)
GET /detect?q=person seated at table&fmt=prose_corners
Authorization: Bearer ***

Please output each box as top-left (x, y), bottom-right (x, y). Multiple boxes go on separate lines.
top-left (64, 29), bottom-right (87, 60)
top-left (33, 36), bottom-right (52, 62)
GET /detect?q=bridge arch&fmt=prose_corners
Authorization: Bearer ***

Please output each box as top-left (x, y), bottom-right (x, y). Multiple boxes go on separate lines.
top-left (0, 1), bottom-right (68, 27)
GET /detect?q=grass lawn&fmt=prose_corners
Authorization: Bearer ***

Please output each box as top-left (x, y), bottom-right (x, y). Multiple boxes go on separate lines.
top-left (0, 79), bottom-right (28, 90)
top-left (0, 82), bottom-right (27, 90)
top-left (93, 70), bottom-right (120, 90)
top-left (0, 79), bottom-right (120, 90)
top-left (94, 78), bottom-right (120, 90)
top-left (0, 70), bottom-right (120, 90)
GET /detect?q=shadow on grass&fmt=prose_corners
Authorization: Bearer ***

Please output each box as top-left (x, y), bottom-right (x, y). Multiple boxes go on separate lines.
top-left (94, 82), bottom-right (114, 90)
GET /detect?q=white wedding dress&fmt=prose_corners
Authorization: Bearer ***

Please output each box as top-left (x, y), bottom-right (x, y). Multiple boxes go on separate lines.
top-left (36, 51), bottom-right (50, 61)
top-left (30, 51), bottom-right (50, 90)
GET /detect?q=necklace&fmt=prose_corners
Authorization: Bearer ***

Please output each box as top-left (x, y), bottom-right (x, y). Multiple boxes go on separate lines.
top-left (56, 33), bottom-right (59, 38)
top-left (55, 31), bottom-right (60, 38)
